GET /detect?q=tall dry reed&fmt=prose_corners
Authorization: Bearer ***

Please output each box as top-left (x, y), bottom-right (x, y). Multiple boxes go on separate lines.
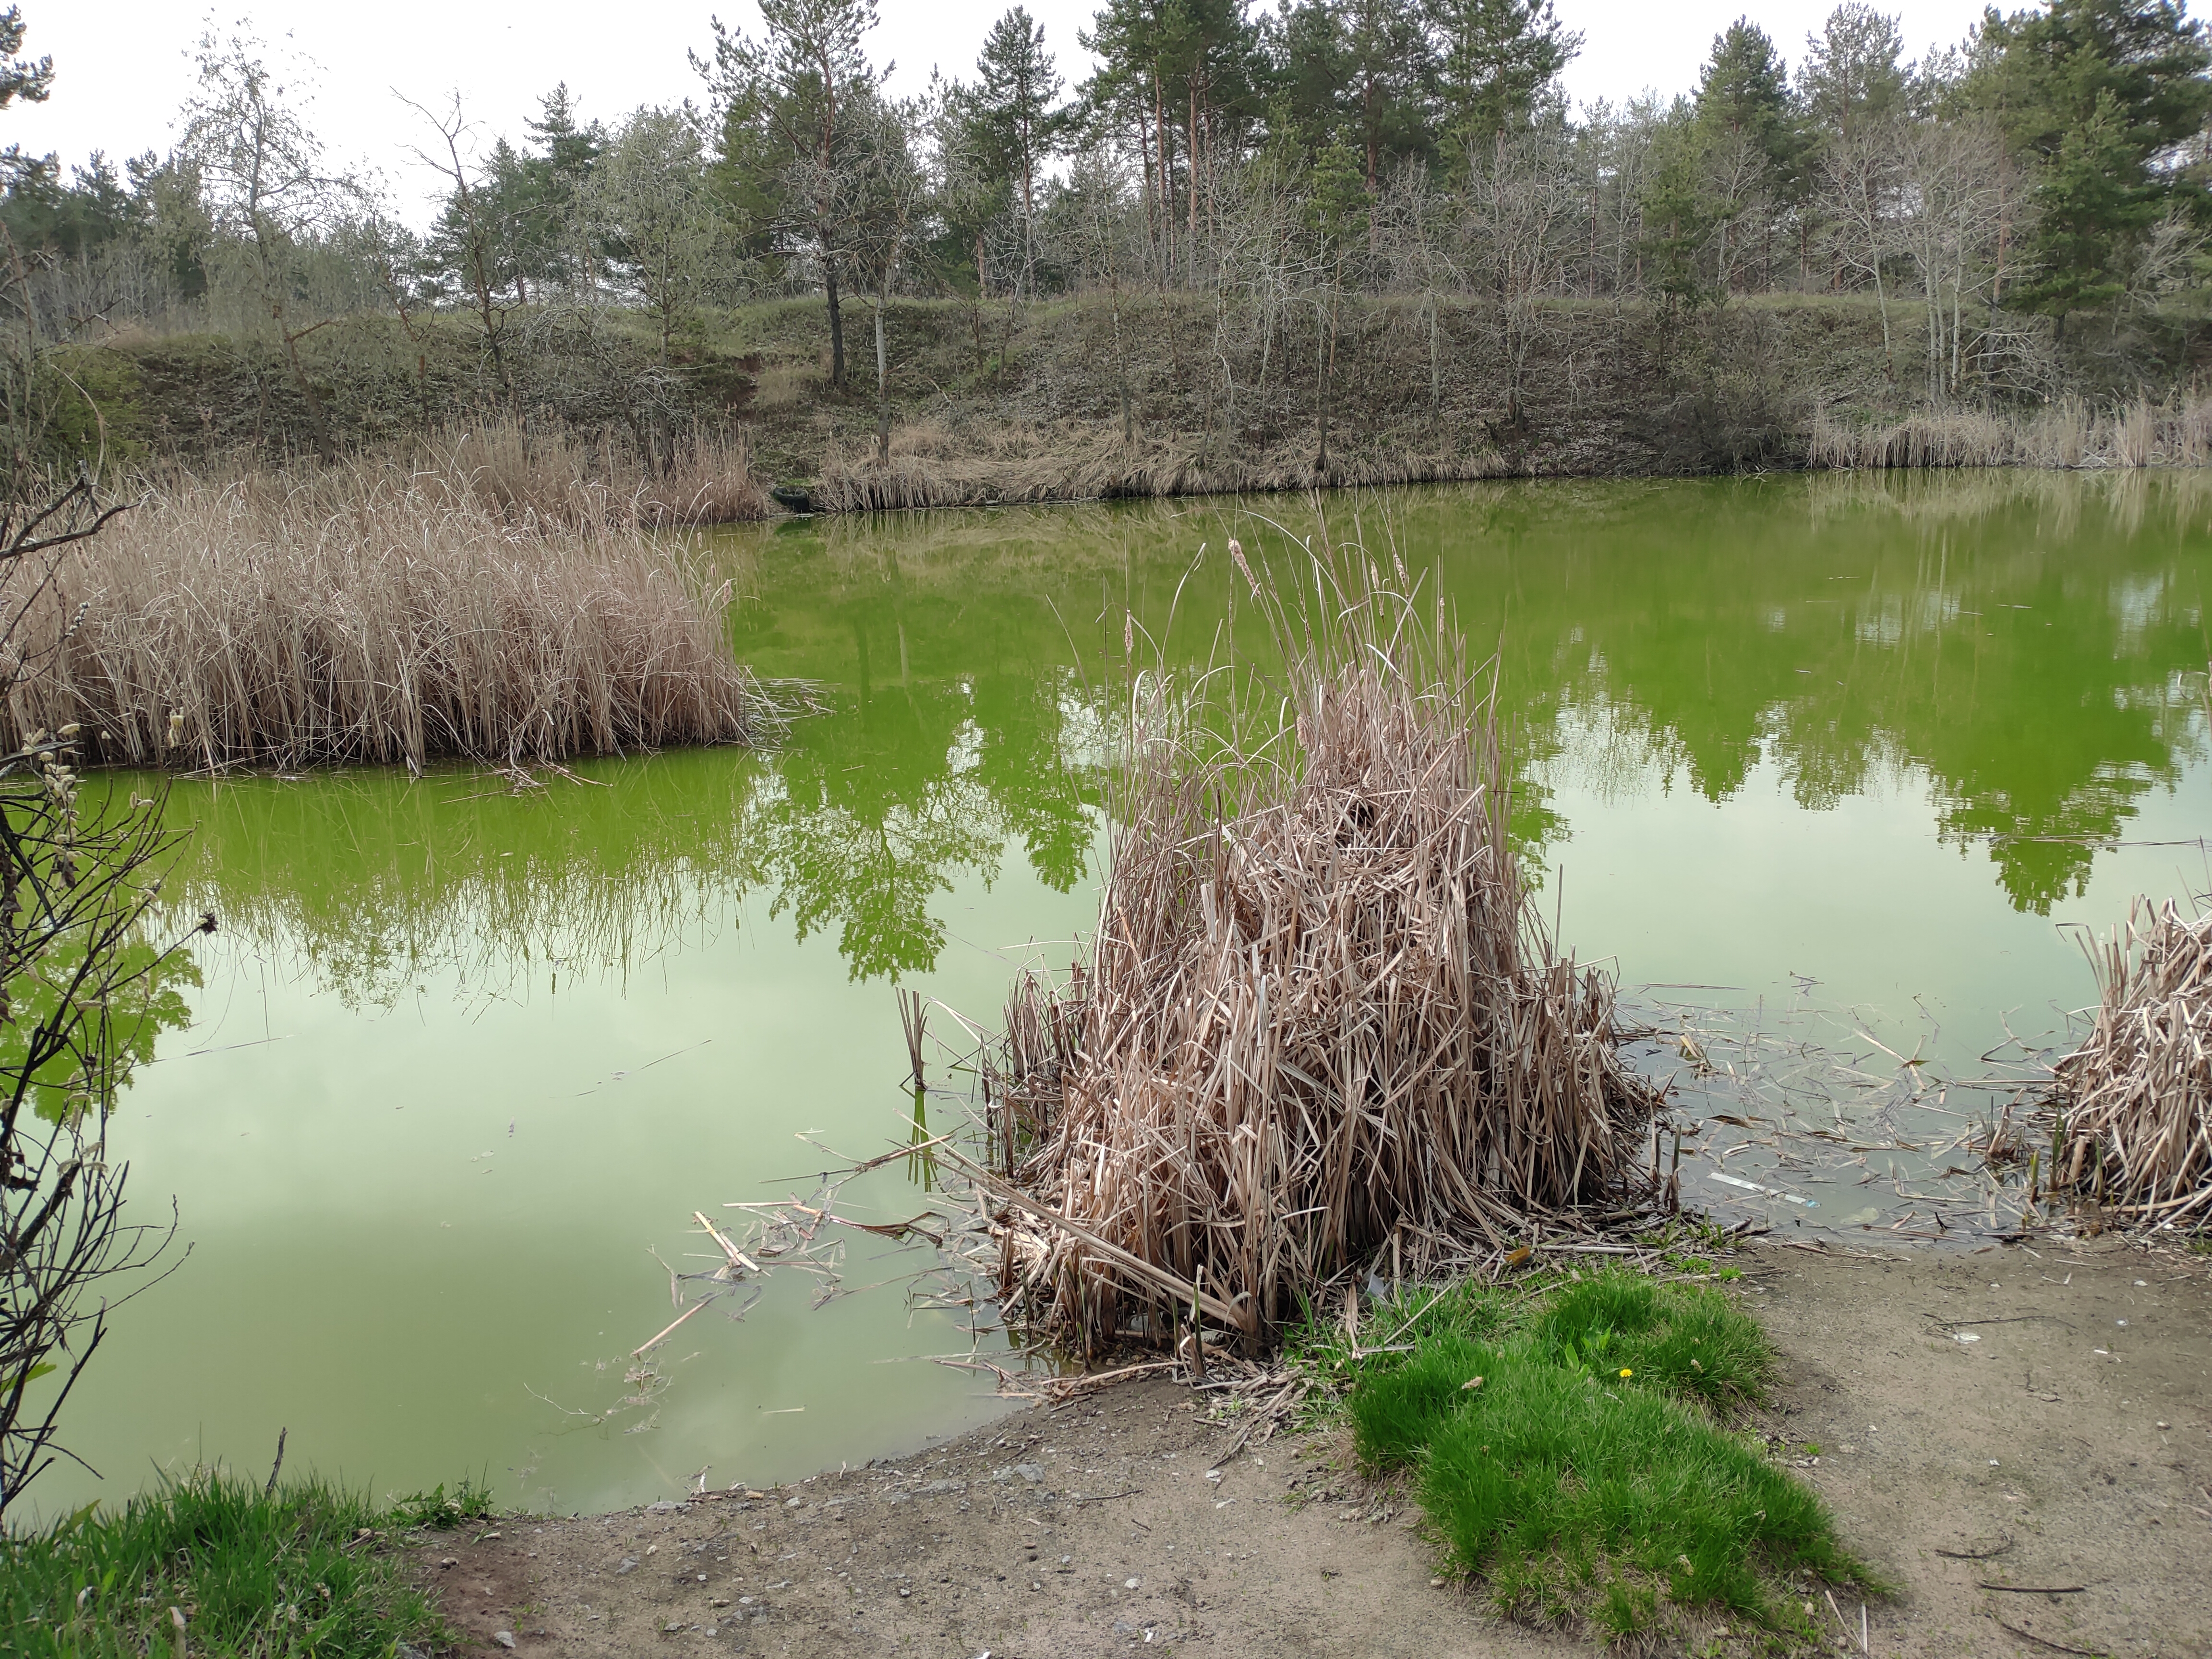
top-left (425, 420), bottom-right (769, 527)
top-left (808, 423), bottom-right (1502, 514)
top-left (2050, 899), bottom-right (2212, 1226)
top-left (981, 543), bottom-right (1655, 1356)
top-left (1, 448), bottom-right (784, 771)
top-left (1808, 391), bottom-right (2212, 471)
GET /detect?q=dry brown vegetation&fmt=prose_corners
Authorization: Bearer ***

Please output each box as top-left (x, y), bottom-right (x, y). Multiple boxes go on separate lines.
top-left (0, 441), bottom-right (783, 772)
top-left (809, 420), bottom-right (1504, 514)
top-left (2050, 899), bottom-right (2212, 1226)
top-left (430, 421), bottom-right (769, 527)
top-left (978, 541), bottom-right (1656, 1358)
top-left (1808, 392), bottom-right (2212, 470)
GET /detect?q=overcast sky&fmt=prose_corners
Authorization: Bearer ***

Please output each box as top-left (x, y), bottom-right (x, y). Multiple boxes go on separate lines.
top-left (11, 0), bottom-right (2001, 221)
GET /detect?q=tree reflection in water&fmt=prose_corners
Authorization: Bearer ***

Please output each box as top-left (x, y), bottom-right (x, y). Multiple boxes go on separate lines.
top-left (151, 471), bottom-right (2210, 1001)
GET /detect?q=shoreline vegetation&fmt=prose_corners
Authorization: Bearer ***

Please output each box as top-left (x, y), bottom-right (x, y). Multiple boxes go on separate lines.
top-left (0, 429), bottom-right (792, 773)
top-left (0, 1468), bottom-right (491, 1656)
top-left (46, 299), bottom-right (2212, 531)
top-left (986, 552), bottom-right (1657, 1358)
top-left (1335, 1267), bottom-right (1875, 1644)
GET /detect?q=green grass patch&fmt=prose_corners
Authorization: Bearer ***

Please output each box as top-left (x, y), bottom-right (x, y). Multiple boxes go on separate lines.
top-left (1322, 1265), bottom-right (1877, 1646)
top-left (0, 1470), bottom-right (484, 1657)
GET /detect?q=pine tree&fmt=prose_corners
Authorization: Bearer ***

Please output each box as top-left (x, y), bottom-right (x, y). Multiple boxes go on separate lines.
top-left (695, 0), bottom-right (889, 387)
top-left (973, 7), bottom-right (1063, 229)
top-left (0, 7), bottom-right (53, 113)
top-left (1691, 19), bottom-right (1805, 289)
top-left (1338, 0), bottom-right (1439, 189)
top-left (1080, 0), bottom-right (1266, 266)
top-left (1696, 18), bottom-right (1800, 164)
top-left (1426, 0), bottom-right (1581, 156)
top-left (1797, 3), bottom-right (1906, 140)
top-left (527, 84), bottom-right (605, 188)
top-left (519, 85), bottom-right (606, 290)
top-left (1968, 0), bottom-right (2212, 331)
top-left (1270, 0), bottom-right (1350, 153)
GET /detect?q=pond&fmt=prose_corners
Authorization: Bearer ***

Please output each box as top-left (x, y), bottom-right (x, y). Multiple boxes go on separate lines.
top-left (29, 470), bottom-right (2212, 1521)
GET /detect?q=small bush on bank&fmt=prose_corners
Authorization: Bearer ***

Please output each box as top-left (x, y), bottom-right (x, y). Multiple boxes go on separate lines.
top-left (0, 1470), bottom-right (459, 1657)
top-left (1339, 1268), bottom-right (1875, 1643)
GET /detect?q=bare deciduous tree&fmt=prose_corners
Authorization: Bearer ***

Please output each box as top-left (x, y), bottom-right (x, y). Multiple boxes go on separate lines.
top-left (1464, 125), bottom-right (1580, 433)
top-left (0, 469), bottom-right (208, 1516)
top-left (1892, 115), bottom-right (2005, 402)
top-left (398, 92), bottom-right (521, 406)
top-left (1820, 118), bottom-right (1900, 381)
top-left (179, 29), bottom-right (356, 458)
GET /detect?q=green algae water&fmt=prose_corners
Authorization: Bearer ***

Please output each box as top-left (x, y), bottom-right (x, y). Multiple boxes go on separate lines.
top-left (26, 470), bottom-right (2212, 1519)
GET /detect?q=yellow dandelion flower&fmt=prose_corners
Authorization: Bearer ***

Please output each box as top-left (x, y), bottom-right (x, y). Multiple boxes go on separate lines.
top-left (1619, 1368), bottom-right (1633, 1379)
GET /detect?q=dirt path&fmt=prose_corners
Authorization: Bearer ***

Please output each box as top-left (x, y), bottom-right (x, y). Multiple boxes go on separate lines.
top-left (421, 1237), bottom-right (2211, 1658)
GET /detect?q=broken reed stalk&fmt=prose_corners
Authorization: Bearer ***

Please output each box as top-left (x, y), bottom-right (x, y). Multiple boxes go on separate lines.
top-left (985, 538), bottom-right (1657, 1358)
top-left (898, 988), bottom-right (929, 1087)
top-left (2050, 898), bottom-right (2212, 1225)
top-left (0, 444), bottom-right (787, 771)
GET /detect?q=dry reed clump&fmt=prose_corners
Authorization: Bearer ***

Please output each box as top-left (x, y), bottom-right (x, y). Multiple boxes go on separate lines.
top-left (2048, 899), bottom-right (2212, 1226)
top-left (427, 420), bottom-right (768, 527)
top-left (1808, 391), bottom-right (2212, 471)
top-left (1, 451), bottom-right (786, 772)
top-left (980, 554), bottom-right (1656, 1358)
top-left (809, 423), bottom-right (1503, 514)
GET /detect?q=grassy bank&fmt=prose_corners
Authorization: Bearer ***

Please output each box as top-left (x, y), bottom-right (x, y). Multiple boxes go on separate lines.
top-left (4, 429), bottom-right (786, 772)
top-left (56, 293), bottom-right (2212, 510)
top-left (0, 1471), bottom-right (491, 1657)
top-left (1296, 1260), bottom-right (1877, 1647)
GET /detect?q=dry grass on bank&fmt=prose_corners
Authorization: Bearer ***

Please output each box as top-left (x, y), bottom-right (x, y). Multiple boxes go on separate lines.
top-left (430, 420), bottom-right (768, 527)
top-left (811, 424), bottom-right (1505, 513)
top-left (980, 541), bottom-right (1657, 1359)
top-left (1809, 392), bottom-right (2212, 470)
top-left (2, 446), bottom-right (783, 772)
top-left (2050, 899), bottom-right (2212, 1226)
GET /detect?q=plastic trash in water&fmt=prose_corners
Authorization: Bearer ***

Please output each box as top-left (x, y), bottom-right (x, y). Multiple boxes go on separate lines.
top-left (1705, 1169), bottom-right (1817, 1208)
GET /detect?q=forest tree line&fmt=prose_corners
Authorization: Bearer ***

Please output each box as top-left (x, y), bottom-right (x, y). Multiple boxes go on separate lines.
top-left (5, 0), bottom-right (2212, 437)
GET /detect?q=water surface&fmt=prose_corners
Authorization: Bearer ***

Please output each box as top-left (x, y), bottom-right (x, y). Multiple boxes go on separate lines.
top-left (32, 471), bottom-right (2212, 1518)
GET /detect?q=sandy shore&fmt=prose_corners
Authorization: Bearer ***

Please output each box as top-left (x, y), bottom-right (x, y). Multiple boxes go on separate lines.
top-left (421, 1234), bottom-right (2211, 1658)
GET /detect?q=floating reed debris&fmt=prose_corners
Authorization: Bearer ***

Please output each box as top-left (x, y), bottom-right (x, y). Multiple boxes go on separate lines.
top-left (984, 545), bottom-right (1657, 1357)
top-left (2049, 899), bottom-right (2212, 1226)
top-left (1, 445), bottom-right (787, 771)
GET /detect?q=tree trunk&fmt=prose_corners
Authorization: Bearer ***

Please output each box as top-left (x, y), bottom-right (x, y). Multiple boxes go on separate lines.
top-left (1872, 265), bottom-right (1893, 382)
top-left (875, 295), bottom-right (890, 465)
top-left (276, 320), bottom-right (337, 462)
top-left (1154, 68), bottom-right (1172, 271)
top-left (1188, 78), bottom-right (1200, 288)
top-left (1428, 293), bottom-right (1440, 412)
top-left (826, 253), bottom-right (846, 388)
